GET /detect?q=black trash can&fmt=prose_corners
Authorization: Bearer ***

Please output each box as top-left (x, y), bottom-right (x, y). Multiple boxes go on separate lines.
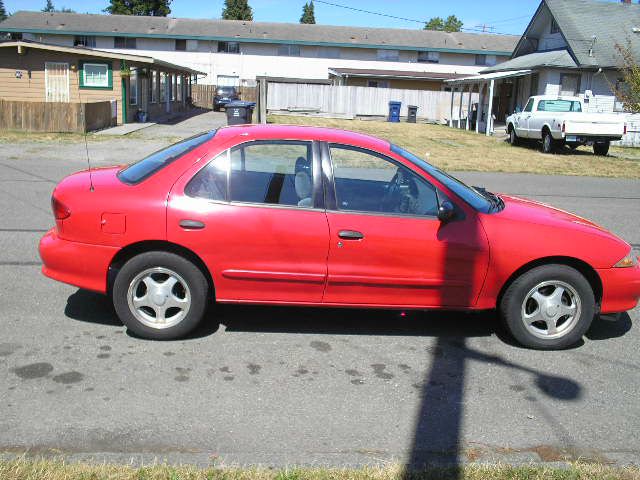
top-left (226, 101), bottom-right (256, 125)
top-left (388, 101), bottom-right (401, 123)
top-left (407, 105), bottom-right (418, 123)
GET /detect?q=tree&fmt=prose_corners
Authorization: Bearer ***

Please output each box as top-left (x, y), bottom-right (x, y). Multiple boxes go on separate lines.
top-left (104, 0), bottom-right (171, 16)
top-left (221, 0), bottom-right (253, 21)
top-left (0, 0), bottom-right (8, 22)
top-left (611, 42), bottom-right (640, 112)
top-left (42, 0), bottom-right (55, 12)
top-left (300, 1), bottom-right (315, 24)
top-left (424, 14), bottom-right (463, 32)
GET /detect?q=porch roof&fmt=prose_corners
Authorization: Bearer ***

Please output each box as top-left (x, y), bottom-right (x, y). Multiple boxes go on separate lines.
top-left (444, 69), bottom-right (531, 86)
top-left (0, 40), bottom-right (206, 76)
top-left (481, 49), bottom-right (578, 73)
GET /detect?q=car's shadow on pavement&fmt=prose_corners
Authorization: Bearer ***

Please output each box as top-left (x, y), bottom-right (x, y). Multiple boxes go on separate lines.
top-left (64, 289), bottom-right (632, 345)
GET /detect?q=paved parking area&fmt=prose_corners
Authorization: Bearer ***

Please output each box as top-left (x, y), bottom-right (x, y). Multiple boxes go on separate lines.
top-left (0, 112), bottom-right (639, 467)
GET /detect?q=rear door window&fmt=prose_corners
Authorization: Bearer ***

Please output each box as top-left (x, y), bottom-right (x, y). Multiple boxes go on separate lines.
top-left (229, 141), bottom-right (314, 207)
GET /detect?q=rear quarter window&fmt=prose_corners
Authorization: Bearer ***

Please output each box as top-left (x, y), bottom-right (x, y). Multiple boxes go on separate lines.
top-left (118, 130), bottom-right (216, 184)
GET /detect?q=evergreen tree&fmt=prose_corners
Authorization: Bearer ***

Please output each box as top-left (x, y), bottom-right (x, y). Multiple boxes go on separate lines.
top-left (0, 0), bottom-right (8, 22)
top-left (105, 0), bottom-right (171, 16)
top-left (42, 0), bottom-right (55, 12)
top-left (300, 1), bottom-right (315, 24)
top-left (221, 0), bottom-right (253, 21)
top-left (424, 14), bottom-right (463, 32)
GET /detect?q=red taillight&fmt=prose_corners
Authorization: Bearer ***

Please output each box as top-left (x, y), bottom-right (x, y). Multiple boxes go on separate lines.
top-left (562, 122), bottom-right (566, 133)
top-left (51, 196), bottom-right (70, 220)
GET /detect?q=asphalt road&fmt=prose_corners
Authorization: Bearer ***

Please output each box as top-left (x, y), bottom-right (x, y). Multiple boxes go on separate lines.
top-left (0, 113), bottom-right (639, 467)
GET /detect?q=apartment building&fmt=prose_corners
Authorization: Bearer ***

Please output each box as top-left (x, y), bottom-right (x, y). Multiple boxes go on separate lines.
top-left (1, 11), bottom-right (519, 90)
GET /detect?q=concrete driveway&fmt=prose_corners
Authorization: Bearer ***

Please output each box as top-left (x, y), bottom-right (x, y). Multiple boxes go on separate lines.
top-left (0, 115), bottom-right (638, 467)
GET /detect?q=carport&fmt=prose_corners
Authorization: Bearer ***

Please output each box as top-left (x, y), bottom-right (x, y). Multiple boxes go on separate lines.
top-left (445, 70), bottom-right (531, 136)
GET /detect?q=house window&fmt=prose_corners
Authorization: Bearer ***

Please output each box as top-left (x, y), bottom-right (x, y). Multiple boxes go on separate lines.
top-left (560, 73), bottom-right (580, 96)
top-left (129, 70), bottom-right (138, 105)
top-left (160, 72), bottom-right (167, 102)
top-left (114, 37), bottom-right (136, 49)
top-left (150, 70), bottom-right (158, 103)
top-left (80, 61), bottom-right (111, 89)
top-left (278, 44), bottom-right (301, 56)
top-left (74, 35), bottom-right (96, 47)
top-left (317, 46), bottom-right (340, 59)
top-left (171, 75), bottom-right (176, 101)
top-left (418, 51), bottom-right (439, 63)
top-left (186, 40), bottom-right (198, 51)
top-left (475, 54), bottom-right (497, 66)
top-left (177, 75), bottom-right (183, 102)
top-left (218, 41), bottom-right (240, 53)
top-left (175, 39), bottom-right (186, 51)
top-left (377, 49), bottom-right (399, 61)
top-left (550, 19), bottom-right (560, 34)
top-left (367, 80), bottom-right (390, 88)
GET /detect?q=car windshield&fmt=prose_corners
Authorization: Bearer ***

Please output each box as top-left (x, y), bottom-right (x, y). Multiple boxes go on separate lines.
top-left (217, 87), bottom-right (235, 95)
top-left (537, 99), bottom-right (582, 112)
top-left (390, 144), bottom-right (493, 213)
top-left (118, 131), bottom-right (216, 184)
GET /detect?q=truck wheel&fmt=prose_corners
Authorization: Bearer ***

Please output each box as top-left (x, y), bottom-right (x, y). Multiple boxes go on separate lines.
top-left (593, 141), bottom-right (610, 156)
top-left (542, 130), bottom-right (555, 154)
top-left (509, 127), bottom-right (519, 146)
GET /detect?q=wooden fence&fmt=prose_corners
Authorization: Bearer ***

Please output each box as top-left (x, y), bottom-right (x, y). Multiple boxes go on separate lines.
top-left (0, 100), bottom-right (114, 133)
top-left (266, 82), bottom-right (478, 122)
top-left (191, 85), bottom-right (257, 109)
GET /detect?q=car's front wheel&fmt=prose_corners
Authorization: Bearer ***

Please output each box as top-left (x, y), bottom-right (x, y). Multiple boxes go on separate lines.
top-left (499, 264), bottom-right (596, 349)
top-left (509, 126), bottom-right (519, 146)
top-left (113, 251), bottom-right (208, 340)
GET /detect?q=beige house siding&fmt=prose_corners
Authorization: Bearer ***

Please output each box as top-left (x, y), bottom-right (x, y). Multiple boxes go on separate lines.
top-left (0, 48), bottom-right (124, 123)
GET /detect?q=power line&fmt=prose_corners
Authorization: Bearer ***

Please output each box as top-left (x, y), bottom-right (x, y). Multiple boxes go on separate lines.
top-left (312, 0), bottom-right (520, 35)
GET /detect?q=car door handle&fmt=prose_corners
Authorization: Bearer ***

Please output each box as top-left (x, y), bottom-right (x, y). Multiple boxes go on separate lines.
top-left (179, 219), bottom-right (205, 230)
top-left (338, 230), bottom-right (364, 240)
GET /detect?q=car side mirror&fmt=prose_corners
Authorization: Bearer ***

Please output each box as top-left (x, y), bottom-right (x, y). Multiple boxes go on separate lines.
top-left (438, 201), bottom-right (455, 222)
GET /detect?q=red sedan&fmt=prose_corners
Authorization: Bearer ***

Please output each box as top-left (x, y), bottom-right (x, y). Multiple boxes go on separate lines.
top-left (40, 125), bottom-right (640, 349)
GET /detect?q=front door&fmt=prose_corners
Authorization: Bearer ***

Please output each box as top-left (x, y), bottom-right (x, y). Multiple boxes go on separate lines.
top-left (322, 144), bottom-right (489, 308)
top-left (168, 140), bottom-right (329, 304)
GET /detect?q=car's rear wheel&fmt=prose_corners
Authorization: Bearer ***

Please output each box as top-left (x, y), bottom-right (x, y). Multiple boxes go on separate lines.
top-left (542, 130), bottom-right (555, 154)
top-left (593, 141), bottom-right (610, 156)
top-left (509, 126), bottom-right (519, 146)
top-left (113, 251), bottom-right (208, 340)
top-left (499, 264), bottom-right (595, 349)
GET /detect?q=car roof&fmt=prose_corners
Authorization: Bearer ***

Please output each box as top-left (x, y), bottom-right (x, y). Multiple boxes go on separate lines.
top-left (531, 95), bottom-right (581, 102)
top-left (214, 123), bottom-right (391, 150)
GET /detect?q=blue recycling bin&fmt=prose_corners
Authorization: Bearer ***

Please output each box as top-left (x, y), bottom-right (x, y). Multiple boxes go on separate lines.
top-left (388, 101), bottom-right (401, 123)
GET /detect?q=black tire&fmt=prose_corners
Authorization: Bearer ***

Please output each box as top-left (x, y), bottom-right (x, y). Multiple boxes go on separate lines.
top-left (213, 105), bottom-right (220, 112)
top-left (593, 141), bottom-right (610, 156)
top-left (509, 126), bottom-right (519, 146)
top-left (499, 264), bottom-right (596, 350)
top-left (542, 130), bottom-right (556, 154)
top-left (112, 251), bottom-right (209, 340)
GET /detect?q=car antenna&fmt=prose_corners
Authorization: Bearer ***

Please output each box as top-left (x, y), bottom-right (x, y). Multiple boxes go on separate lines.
top-left (76, 67), bottom-right (94, 192)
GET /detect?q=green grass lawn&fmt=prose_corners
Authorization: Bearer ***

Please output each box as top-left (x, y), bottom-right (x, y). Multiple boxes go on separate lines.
top-left (268, 115), bottom-right (640, 179)
top-left (1, 459), bottom-right (640, 480)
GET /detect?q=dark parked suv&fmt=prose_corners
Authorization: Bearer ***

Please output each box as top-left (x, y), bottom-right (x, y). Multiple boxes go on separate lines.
top-left (213, 86), bottom-right (240, 111)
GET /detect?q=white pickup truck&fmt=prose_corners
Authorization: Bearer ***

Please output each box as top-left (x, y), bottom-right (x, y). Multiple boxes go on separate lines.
top-left (506, 95), bottom-right (625, 155)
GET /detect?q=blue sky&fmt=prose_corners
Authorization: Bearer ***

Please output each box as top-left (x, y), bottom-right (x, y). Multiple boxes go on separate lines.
top-left (1, 0), bottom-right (623, 35)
